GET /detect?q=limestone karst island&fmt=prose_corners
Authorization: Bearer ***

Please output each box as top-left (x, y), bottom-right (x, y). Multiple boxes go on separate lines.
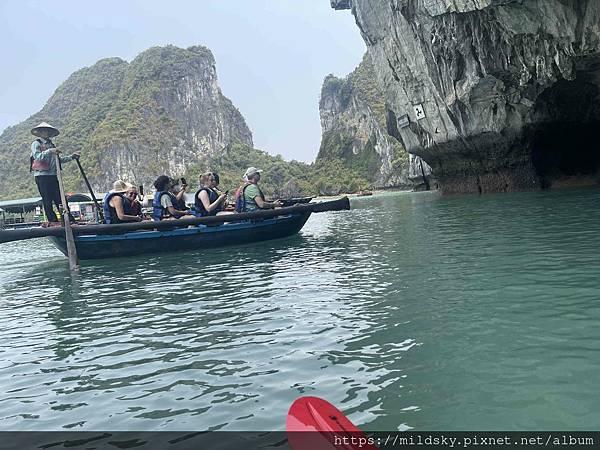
top-left (0, 1), bottom-right (599, 447)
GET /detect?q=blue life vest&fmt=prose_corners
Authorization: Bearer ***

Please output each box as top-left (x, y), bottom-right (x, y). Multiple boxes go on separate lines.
top-left (175, 195), bottom-right (187, 211)
top-left (123, 197), bottom-right (133, 215)
top-left (194, 187), bottom-right (220, 217)
top-left (103, 192), bottom-right (126, 224)
top-left (152, 191), bottom-right (178, 221)
top-left (235, 183), bottom-right (264, 213)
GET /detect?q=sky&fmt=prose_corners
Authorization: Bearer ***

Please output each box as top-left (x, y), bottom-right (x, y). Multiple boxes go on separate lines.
top-left (0, 0), bottom-right (365, 162)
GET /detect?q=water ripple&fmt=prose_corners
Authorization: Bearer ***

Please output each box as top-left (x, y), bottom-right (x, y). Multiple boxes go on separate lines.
top-left (1, 189), bottom-right (600, 430)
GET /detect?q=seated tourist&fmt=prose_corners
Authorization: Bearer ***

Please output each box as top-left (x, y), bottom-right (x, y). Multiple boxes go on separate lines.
top-left (235, 167), bottom-right (283, 212)
top-left (171, 178), bottom-right (189, 211)
top-left (103, 180), bottom-right (143, 224)
top-left (193, 172), bottom-right (228, 217)
top-left (152, 175), bottom-right (191, 221)
top-left (124, 184), bottom-right (142, 217)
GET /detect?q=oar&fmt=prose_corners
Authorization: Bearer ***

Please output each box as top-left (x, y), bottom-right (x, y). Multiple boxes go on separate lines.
top-left (286, 396), bottom-right (379, 450)
top-left (74, 157), bottom-right (104, 223)
top-left (55, 153), bottom-right (80, 272)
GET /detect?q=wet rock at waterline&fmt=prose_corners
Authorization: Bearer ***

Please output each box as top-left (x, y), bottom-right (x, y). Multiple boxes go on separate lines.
top-left (333, 0), bottom-right (600, 193)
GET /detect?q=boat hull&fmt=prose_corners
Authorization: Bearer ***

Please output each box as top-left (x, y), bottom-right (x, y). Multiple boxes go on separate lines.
top-left (49, 212), bottom-right (311, 259)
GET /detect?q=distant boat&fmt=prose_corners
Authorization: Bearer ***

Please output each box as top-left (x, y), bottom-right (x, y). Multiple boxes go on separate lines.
top-left (0, 198), bottom-right (350, 260)
top-left (356, 190), bottom-right (373, 197)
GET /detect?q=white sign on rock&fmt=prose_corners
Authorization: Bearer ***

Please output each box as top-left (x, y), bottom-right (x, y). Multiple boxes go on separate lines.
top-left (397, 114), bottom-right (410, 129)
top-left (413, 103), bottom-right (426, 120)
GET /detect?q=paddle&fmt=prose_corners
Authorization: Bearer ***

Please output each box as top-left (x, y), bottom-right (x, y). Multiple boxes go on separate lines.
top-left (286, 396), bottom-right (379, 450)
top-left (74, 157), bottom-right (104, 223)
top-left (54, 153), bottom-right (80, 272)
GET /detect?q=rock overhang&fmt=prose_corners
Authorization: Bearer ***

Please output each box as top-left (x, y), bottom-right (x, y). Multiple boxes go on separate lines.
top-left (332, 0), bottom-right (600, 193)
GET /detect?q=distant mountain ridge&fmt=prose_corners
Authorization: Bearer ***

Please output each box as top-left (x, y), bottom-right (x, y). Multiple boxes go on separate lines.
top-left (0, 45), bottom-right (253, 199)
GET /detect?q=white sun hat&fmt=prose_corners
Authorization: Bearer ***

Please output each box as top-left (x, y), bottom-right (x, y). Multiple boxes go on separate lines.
top-left (243, 167), bottom-right (263, 181)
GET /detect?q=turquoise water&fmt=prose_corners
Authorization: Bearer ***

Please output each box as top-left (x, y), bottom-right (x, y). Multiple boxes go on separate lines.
top-left (1, 188), bottom-right (599, 431)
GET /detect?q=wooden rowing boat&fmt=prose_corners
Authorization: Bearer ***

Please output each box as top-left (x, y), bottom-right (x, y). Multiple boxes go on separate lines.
top-left (50, 212), bottom-right (311, 259)
top-left (0, 198), bottom-right (350, 260)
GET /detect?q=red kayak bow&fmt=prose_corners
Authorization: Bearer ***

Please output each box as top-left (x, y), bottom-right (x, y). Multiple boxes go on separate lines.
top-left (286, 396), bottom-right (379, 450)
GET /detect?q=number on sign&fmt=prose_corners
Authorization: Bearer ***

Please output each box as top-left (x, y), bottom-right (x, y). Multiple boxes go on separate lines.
top-left (413, 104), bottom-right (426, 120)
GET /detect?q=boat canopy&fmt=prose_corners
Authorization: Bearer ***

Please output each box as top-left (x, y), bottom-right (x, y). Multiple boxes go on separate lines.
top-left (0, 197), bottom-right (43, 214)
top-left (66, 193), bottom-right (92, 203)
top-left (0, 193), bottom-right (92, 214)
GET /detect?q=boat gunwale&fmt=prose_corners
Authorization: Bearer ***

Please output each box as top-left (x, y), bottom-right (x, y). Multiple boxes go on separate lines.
top-left (72, 214), bottom-right (297, 241)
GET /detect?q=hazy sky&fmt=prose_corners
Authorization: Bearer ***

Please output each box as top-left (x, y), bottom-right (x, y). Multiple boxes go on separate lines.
top-left (0, 0), bottom-right (365, 162)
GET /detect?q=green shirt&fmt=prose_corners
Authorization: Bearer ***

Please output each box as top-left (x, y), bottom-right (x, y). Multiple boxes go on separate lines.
top-left (244, 184), bottom-right (264, 211)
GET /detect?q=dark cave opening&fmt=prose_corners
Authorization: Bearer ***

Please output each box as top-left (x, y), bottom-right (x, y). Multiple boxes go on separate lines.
top-left (530, 77), bottom-right (600, 187)
top-left (532, 122), bottom-right (600, 176)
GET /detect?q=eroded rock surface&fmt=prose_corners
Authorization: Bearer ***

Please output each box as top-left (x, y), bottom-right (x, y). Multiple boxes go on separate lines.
top-left (318, 54), bottom-right (432, 189)
top-left (333, 0), bottom-right (600, 192)
top-left (0, 45), bottom-right (252, 196)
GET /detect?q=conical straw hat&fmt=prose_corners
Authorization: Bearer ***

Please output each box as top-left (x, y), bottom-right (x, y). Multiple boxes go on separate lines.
top-left (31, 122), bottom-right (59, 138)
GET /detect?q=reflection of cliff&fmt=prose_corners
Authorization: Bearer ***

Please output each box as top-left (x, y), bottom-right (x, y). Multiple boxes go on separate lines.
top-left (318, 54), bottom-right (433, 190)
top-left (333, 0), bottom-right (600, 193)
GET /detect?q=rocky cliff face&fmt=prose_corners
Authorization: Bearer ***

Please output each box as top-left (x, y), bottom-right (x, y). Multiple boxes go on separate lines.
top-left (318, 54), bottom-right (432, 189)
top-left (0, 45), bottom-right (252, 198)
top-left (333, 0), bottom-right (600, 193)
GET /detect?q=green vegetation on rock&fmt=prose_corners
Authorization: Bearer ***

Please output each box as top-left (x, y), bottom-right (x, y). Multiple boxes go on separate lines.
top-left (184, 142), bottom-right (370, 198)
top-left (317, 53), bottom-right (412, 188)
top-left (0, 57), bottom-right (129, 199)
top-left (0, 45), bottom-right (253, 200)
top-left (0, 44), bottom-right (379, 201)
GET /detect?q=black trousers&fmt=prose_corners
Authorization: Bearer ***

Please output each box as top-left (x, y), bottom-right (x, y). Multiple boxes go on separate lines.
top-left (35, 175), bottom-right (65, 222)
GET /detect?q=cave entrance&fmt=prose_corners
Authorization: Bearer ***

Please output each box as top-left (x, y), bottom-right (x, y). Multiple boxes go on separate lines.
top-left (530, 76), bottom-right (600, 188)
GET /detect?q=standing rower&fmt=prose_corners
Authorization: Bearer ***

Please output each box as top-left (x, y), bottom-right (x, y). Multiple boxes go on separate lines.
top-left (29, 122), bottom-right (79, 225)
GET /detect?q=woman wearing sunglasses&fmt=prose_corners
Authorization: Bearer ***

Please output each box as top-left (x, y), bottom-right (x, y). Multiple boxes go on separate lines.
top-left (124, 185), bottom-right (143, 217)
top-left (193, 172), bottom-right (228, 217)
top-left (103, 180), bottom-right (143, 224)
